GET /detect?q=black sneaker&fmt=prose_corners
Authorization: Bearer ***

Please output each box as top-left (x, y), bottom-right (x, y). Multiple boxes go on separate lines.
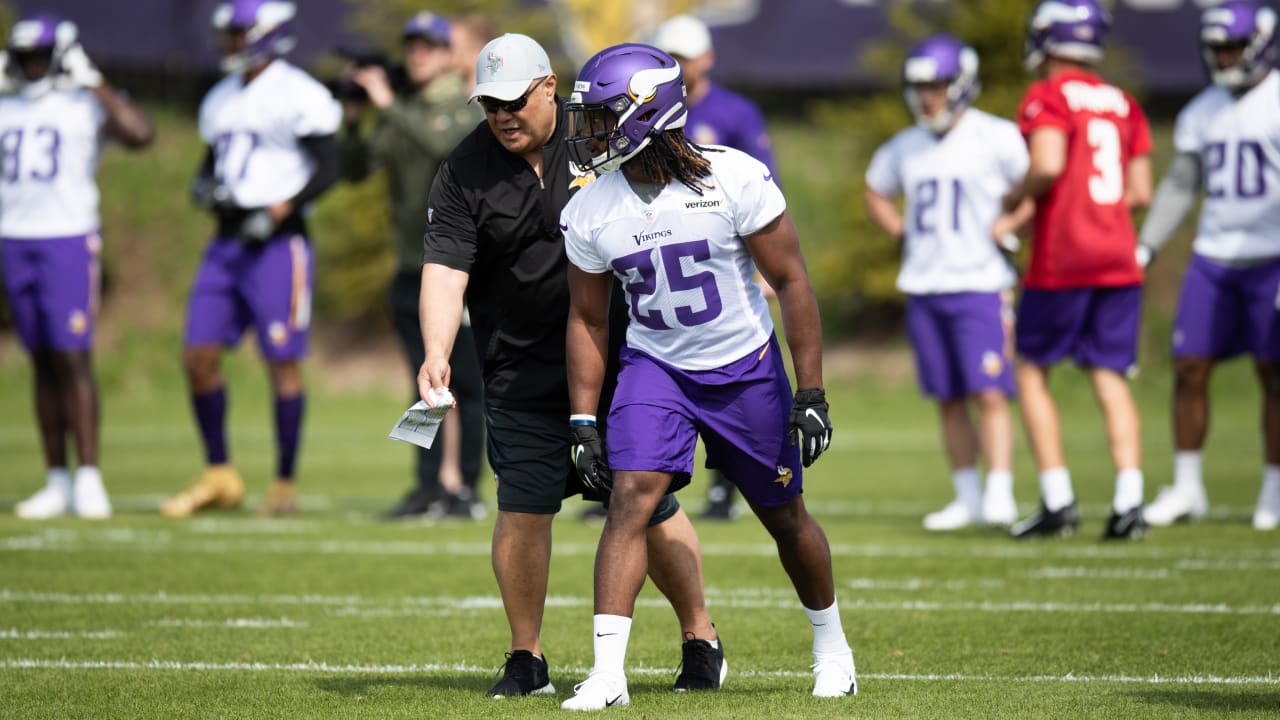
top-left (674, 633), bottom-right (726, 691)
top-left (579, 503), bottom-right (608, 522)
top-left (442, 491), bottom-right (486, 521)
top-left (1010, 502), bottom-right (1079, 539)
top-left (1102, 506), bottom-right (1148, 541)
top-left (381, 487), bottom-right (440, 520)
top-left (699, 499), bottom-right (740, 521)
top-left (487, 650), bottom-right (555, 698)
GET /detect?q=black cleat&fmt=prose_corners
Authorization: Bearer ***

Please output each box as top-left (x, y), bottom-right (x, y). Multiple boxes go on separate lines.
top-left (1010, 502), bottom-right (1079, 539)
top-left (699, 500), bottom-right (741, 521)
top-left (381, 488), bottom-right (440, 520)
top-left (579, 503), bottom-right (608, 522)
top-left (674, 632), bottom-right (727, 691)
top-left (487, 650), bottom-right (555, 698)
top-left (1102, 505), bottom-right (1148, 541)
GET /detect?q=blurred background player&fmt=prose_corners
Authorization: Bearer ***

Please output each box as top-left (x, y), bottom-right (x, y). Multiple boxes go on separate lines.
top-left (864, 34), bottom-right (1022, 531)
top-left (649, 13), bottom-right (779, 521)
top-left (559, 44), bottom-right (853, 709)
top-left (1136, 0), bottom-right (1280, 531)
top-left (160, 0), bottom-right (340, 518)
top-left (449, 13), bottom-right (497, 93)
top-left (339, 11), bottom-right (485, 520)
top-left (2, 13), bottom-right (153, 519)
top-left (996, 0), bottom-right (1153, 540)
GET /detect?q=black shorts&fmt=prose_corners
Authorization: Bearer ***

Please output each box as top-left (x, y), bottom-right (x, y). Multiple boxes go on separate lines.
top-left (486, 404), bottom-right (680, 524)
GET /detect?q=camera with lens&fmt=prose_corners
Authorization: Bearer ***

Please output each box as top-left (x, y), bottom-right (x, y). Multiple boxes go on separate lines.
top-left (328, 47), bottom-right (407, 102)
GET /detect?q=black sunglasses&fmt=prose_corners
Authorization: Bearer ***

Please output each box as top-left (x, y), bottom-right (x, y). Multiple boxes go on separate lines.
top-left (479, 81), bottom-right (540, 115)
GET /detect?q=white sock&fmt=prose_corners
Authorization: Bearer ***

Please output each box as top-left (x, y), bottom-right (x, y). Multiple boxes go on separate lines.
top-left (74, 465), bottom-right (103, 488)
top-left (1039, 467), bottom-right (1074, 512)
top-left (1262, 465), bottom-right (1280, 495)
top-left (590, 614), bottom-right (632, 677)
top-left (1173, 451), bottom-right (1204, 494)
top-left (804, 599), bottom-right (851, 657)
top-left (952, 466), bottom-right (981, 509)
top-left (46, 467), bottom-right (72, 493)
top-left (984, 469), bottom-right (1013, 499)
top-left (1113, 468), bottom-right (1144, 513)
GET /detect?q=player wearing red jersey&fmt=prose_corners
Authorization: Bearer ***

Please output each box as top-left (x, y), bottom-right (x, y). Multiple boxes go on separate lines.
top-left (996, 0), bottom-right (1153, 540)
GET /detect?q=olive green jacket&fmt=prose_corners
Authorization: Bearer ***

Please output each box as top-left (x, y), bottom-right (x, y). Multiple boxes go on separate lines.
top-left (340, 72), bottom-right (479, 272)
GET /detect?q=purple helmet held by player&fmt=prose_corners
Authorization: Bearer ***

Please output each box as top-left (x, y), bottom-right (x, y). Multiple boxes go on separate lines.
top-left (4, 12), bottom-right (79, 94)
top-left (902, 34), bottom-right (980, 134)
top-left (211, 0), bottom-right (297, 75)
top-left (566, 43), bottom-right (687, 174)
top-left (1024, 0), bottom-right (1111, 72)
top-left (1199, 0), bottom-right (1278, 90)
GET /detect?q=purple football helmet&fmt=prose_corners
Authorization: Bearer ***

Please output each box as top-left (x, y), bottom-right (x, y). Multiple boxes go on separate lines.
top-left (902, 34), bottom-right (980, 133)
top-left (211, 0), bottom-right (297, 74)
top-left (566, 43), bottom-right (687, 174)
top-left (5, 13), bottom-right (79, 93)
top-left (1200, 0), bottom-right (1277, 90)
top-left (1024, 0), bottom-right (1111, 71)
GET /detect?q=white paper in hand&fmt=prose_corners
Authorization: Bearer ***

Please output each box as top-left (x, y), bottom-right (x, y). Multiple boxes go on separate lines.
top-left (388, 389), bottom-right (454, 449)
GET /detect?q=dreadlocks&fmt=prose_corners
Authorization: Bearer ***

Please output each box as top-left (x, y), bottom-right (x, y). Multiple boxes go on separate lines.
top-left (630, 129), bottom-right (722, 194)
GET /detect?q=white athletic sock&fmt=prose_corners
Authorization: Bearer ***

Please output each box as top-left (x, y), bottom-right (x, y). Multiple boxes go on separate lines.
top-left (1173, 451), bottom-right (1204, 494)
top-left (1039, 467), bottom-right (1074, 512)
top-left (1262, 465), bottom-right (1280, 495)
top-left (74, 465), bottom-right (103, 487)
top-left (46, 467), bottom-right (72, 492)
top-left (804, 599), bottom-right (851, 657)
top-left (1113, 468), bottom-right (1144, 513)
top-left (952, 466), bottom-right (982, 509)
top-left (984, 469), bottom-right (1014, 498)
top-left (590, 614), bottom-right (633, 677)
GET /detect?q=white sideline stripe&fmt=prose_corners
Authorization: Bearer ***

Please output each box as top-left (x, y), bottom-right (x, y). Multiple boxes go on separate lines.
top-left (3, 589), bottom-right (1277, 617)
top-left (0, 629), bottom-right (121, 640)
top-left (1, 658), bottom-right (1276, 686)
top-left (147, 618), bottom-right (306, 629)
top-left (6, 528), bottom-right (1280, 564)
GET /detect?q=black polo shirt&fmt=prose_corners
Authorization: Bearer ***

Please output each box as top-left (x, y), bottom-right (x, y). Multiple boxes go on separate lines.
top-left (423, 98), bottom-right (621, 414)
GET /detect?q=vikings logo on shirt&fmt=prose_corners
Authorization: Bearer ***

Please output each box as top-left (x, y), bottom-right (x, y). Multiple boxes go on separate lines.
top-left (689, 122), bottom-right (721, 146)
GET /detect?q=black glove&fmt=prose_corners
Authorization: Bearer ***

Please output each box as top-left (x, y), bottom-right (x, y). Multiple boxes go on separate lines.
top-left (789, 388), bottom-right (832, 468)
top-left (570, 423), bottom-right (612, 494)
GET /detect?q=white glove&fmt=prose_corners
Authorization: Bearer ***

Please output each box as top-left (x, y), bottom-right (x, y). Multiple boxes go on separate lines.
top-left (1135, 245), bottom-right (1153, 269)
top-left (60, 43), bottom-right (103, 89)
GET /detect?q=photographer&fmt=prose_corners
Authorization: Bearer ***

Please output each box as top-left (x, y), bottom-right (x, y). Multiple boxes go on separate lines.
top-left (340, 12), bottom-right (484, 520)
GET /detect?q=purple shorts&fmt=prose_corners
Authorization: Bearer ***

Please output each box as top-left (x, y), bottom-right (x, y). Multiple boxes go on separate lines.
top-left (1173, 254), bottom-right (1280, 361)
top-left (1015, 285), bottom-right (1142, 374)
top-left (1, 234), bottom-right (100, 351)
top-left (906, 291), bottom-right (1015, 401)
top-left (184, 235), bottom-right (313, 361)
top-left (606, 335), bottom-right (803, 509)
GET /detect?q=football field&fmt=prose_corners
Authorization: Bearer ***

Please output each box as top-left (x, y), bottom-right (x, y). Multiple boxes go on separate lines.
top-left (0, 347), bottom-right (1276, 719)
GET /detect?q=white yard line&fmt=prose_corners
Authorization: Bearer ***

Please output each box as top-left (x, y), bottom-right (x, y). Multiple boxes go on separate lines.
top-left (147, 618), bottom-right (307, 629)
top-left (2, 589), bottom-right (1276, 617)
top-left (0, 629), bottom-right (121, 639)
top-left (0, 658), bottom-right (1275, 686)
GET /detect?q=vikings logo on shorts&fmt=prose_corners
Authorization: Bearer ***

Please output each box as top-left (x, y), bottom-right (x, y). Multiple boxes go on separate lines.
top-left (268, 321), bottom-right (289, 347)
top-left (68, 310), bottom-right (88, 336)
top-left (775, 465), bottom-right (793, 488)
top-left (981, 350), bottom-right (1004, 378)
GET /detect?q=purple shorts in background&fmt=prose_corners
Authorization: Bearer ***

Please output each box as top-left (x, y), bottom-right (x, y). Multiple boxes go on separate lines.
top-left (1, 234), bottom-right (100, 351)
top-left (184, 235), bottom-right (313, 361)
top-left (606, 335), bottom-right (803, 509)
top-left (1015, 285), bottom-right (1142, 374)
top-left (906, 291), bottom-right (1015, 401)
top-left (1173, 254), bottom-right (1280, 361)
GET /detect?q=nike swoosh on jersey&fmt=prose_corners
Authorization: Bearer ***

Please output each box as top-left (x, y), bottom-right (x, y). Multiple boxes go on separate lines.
top-left (559, 223), bottom-right (569, 231)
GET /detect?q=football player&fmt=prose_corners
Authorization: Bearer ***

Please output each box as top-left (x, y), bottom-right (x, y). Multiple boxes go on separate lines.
top-left (2, 13), bottom-right (153, 519)
top-left (1137, 0), bottom-right (1280, 530)
top-left (865, 34), bottom-right (1024, 531)
top-left (160, 0), bottom-right (340, 517)
top-left (995, 0), bottom-right (1154, 540)
top-left (558, 44), bottom-right (855, 709)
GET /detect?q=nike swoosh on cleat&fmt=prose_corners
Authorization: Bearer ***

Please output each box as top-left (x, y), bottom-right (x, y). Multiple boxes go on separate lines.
top-left (605, 695), bottom-right (623, 707)
top-left (596, 632), bottom-right (617, 637)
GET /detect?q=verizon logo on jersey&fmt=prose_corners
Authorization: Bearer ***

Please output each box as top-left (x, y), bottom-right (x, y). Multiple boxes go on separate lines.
top-left (632, 228), bottom-right (673, 246)
top-left (684, 199), bottom-right (721, 209)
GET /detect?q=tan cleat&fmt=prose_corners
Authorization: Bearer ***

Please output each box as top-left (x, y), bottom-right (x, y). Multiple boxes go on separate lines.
top-left (258, 479), bottom-right (298, 517)
top-left (160, 465), bottom-right (246, 518)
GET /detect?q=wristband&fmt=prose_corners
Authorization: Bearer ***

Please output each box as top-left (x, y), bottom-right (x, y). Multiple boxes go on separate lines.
top-left (569, 414), bottom-right (597, 427)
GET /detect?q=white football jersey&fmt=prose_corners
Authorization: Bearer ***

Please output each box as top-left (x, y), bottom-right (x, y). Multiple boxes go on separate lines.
top-left (865, 109), bottom-right (1026, 294)
top-left (1174, 70), bottom-right (1280, 262)
top-left (0, 88), bottom-right (106, 239)
top-left (563, 146), bottom-right (784, 371)
top-left (198, 60), bottom-right (341, 209)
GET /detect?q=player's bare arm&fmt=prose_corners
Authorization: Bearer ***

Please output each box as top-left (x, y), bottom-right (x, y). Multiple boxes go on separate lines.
top-left (1125, 154), bottom-right (1153, 210)
top-left (565, 265), bottom-right (611, 417)
top-left (744, 211), bottom-right (824, 390)
top-left (95, 85), bottom-right (154, 148)
top-left (1003, 126), bottom-right (1067, 212)
top-left (863, 186), bottom-right (904, 240)
top-left (418, 262), bottom-right (469, 402)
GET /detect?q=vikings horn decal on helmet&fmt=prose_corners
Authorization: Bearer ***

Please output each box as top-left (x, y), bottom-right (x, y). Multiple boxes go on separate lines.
top-left (902, 34), bottom-right (980, 134)
top-left (211, 0), bottom-right (297, 74)
top-left (1200, 0), bottom-right (1278, 90)
top-left (5, 13), bottom-right (80, 97)
top-left (1024, 0), bottom-right (1112, 72)
top-left (566, 43), bottom-right (687, 174)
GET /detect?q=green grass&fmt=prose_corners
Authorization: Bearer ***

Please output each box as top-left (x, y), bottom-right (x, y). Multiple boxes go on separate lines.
top-left (0, 342), bottom-right (1276, 719)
